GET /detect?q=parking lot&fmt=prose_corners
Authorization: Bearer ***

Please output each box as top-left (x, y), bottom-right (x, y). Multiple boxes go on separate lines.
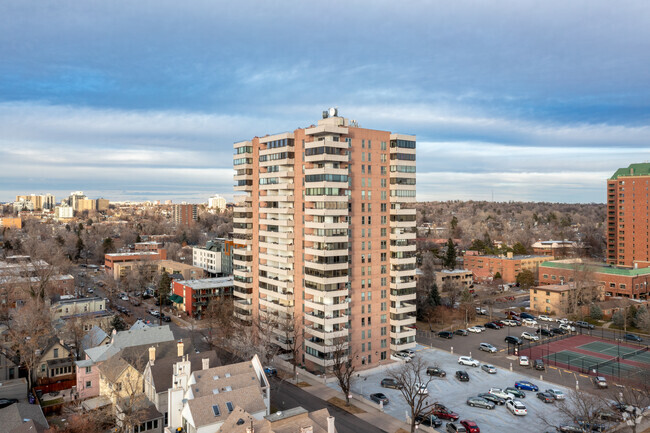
top-left (348, 347), bottom-right (586, 433)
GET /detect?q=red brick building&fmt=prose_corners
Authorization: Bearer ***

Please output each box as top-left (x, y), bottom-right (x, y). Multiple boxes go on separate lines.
top-left (171, 277), bottom-right (233, 317)
top-left (538, 259), bottom-right (650, 299)
top-left (607, 163), bottom-right (650, 267)
top-left (172, 204), bottom-right (198, 228)
top-left (104, 250), bottom-right (167, 275)
top-left (464, 252), bottom-right (549, 283)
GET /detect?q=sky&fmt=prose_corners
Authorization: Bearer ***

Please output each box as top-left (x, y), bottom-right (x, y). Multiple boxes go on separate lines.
top-left (1, 0), bottom-right (649, 204)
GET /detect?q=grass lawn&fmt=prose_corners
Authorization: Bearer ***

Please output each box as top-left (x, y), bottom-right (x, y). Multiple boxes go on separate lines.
top-left (327, 397), bottom-right (366, 414)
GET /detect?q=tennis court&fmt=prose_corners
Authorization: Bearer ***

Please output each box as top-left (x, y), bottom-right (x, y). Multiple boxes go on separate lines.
top-left (543, 350), bottom-right (642, 376)
top-left (577, 341), bottom-right (650, 364)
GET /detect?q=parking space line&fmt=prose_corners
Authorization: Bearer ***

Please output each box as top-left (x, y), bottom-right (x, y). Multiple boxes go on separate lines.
top-left (579, 374), bottom-right (588, 378)
top-left (563, 370), bottom-right (572, 374)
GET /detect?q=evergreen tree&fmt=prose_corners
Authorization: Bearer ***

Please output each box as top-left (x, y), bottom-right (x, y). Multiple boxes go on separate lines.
top-left (443, 238), bottom-right (457, 270)
top-left (110, 315), bottom-right (127, 332)
top-left (429, 283), bottom-right (441, 307)
top-left (75, 236), bottom-right (84, 260)
top-left (135, 234), bottom-right (142, 243)
top-left (512, 242), bottom-right (528, 255)
top-left (612, 310), bottom-right (624, 328)
top-left (590, 304), bottom-right (603, 320)
top-left (493, 271), bottom-right (502, 280)
top-left (159, 270), bottom-right (172, 301)
top-left (515, 269), bottom-right (536, 289)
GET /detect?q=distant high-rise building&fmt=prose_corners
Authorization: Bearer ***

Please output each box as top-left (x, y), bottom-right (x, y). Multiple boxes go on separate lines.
top-left (607, 163), bottom-right (650, 267)
top-left (208, 194), bottom-right (227, 211)
top-left (232, 109), bottom-right (417, 372)
top-left (67, 191), bottom-right (87, 210)
top-left (172, 204), bottom-right (198, 227)
top-left (14, 193), bottom-right (55, 210)
top-left (96, 198), bottom-right (109, 211)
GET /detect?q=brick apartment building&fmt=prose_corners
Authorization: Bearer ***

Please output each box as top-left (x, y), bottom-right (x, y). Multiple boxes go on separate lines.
top-left (607, 163), bottom-right (650, 267)
top-left (538, 259), bottom-right (650, 299)
top-left (171, 276), bottom-right (233, 317)
top-left (171, 204), bottom-right (198, 227)
top-left (232, 109), bottom-right (417, 372)
top-left (464, 252), bottom-right (549, 283)
top-left (104, 250), bottom-right (167, 279)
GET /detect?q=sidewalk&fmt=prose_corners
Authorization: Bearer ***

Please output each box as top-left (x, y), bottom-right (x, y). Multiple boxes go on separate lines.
top-left (287, 367), bottom-right (419, 433)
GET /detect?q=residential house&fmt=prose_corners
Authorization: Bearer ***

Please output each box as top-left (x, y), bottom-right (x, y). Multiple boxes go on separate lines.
top-left (0, 402), bottom-right (49, 433)
top-left (219, 406), bottom-right (337, 433)
top-left (167, 355), bottom-right (269, 433)
top-left (36, 337), bottom-right (74, 382)
top-left (143, 344), bottom-right (219, 427)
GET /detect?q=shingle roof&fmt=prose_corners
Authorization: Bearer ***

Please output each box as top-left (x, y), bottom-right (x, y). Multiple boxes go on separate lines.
top-left (81, 326), bottom-right (109, 351)
top-left (98, 355), bottom-right (130, 383)
top-left (149, 350), bottom-right (220, 393)
top-left (0, 403), bottom-right (48, 433)
top-left (187, 385), bottom-right (266, 428)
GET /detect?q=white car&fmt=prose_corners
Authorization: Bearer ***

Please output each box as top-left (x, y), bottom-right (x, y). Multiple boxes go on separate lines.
top-left (502, 319), bottom-right (517, 327)
top-left (559, 323), bottom-right (575, 332)
top-left (400, 349), bottom-right (416, 358)
top-left (414, 382), bottom-right (429, 395)
top-left (475, 325), bottom-right (486, 332)
top-left (506, 399), bottom-right (527, 415)
top-left (521, 332), bottom-right (539, 341)
top-left (538, 315), bottom-right (553, 322)
top-left (489, 388), bottom-right (516, 400)
top-left (519, 355), bottom-right (530, 366)
top-left (121, 295), bottom-right (129, 301)
top-left (87, 288), bottom-right (94, 294)
top-left (394, 352), bottom-right (411, 362)
top-left (556, 318), bottom-right (569, 325)
top-left (458, 356), bottom-right (480, 367)
top-left (522, 318), bottom-right (537, 327)
top-left (467, 326), bottom-right (482, 333)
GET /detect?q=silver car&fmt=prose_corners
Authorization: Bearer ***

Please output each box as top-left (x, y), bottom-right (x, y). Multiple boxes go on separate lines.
top-left (466, 396), bottom-right (495, 410)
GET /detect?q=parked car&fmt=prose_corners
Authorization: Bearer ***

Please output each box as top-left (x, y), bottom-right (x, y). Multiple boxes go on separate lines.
top-left (475, 325), bottom-right (486, 332)
top-left (505, 399), bottom-right (528, 416)
top-left (557, 425), bottom-right (586, 433)
top-left (593, 376), bottom-right (608, 388)
top-left (536, 392), bottom-right (554, 403)
top-left (455, 329), bottom-right (469, 336)
top-left (475, 307), bottom-right (488, 315)
top-left (577, 419), bottom-right (606, 432)
top-left (504, 336), bottom-right (523, 345)
top-left (427, 367), bottom-right (446, 377)
top-left (460, 420), bottom-right (480, 433)
top-left (478, 393), bottom-right (506, 405)
top-left (264, 366), bottom-right (277, 377)
top-left (522, 318), bottom-right (538, 327)
top-left (559, 323), bottom-right (576, 332)
top-left (537, 328), bottom-right (553, 337)
top-left (484, 322), bottom-right (499, 330)
top-left (624, 333), bottom-right (643, 342)
top-left (380, 378), bottom-right (402, 389)
top-left (394, 352), bottom-right (412, 362)
top-left (432, 404), bottom-right (459, 421)
top-left (533, 359), bottom-right (545, 371)
top-left (551, 327), bottom-right (567, 335)
top-left (519, 312), bottom-right (535, 320)
top-left (502, 319), bottom-right (517, 327)
top-left (575, 321), bottom-right (595, 329)
top-left (521, 332), bottom-right (539, 341)
top-left (446, 422), bottom-right (467, 433)
top-left (514, 380), bottom-right (539, 391)
top-left (545, 389), bottom-right (565, 400)
top-left (519, 355), bottom-right (530, 366)
top-left (456, 370), bottom-right (470, 382)
top-left (493, 320), bottom-right (506, 328)
top-left (415, 414), bottom-right (442, 428)
top-left (370, 393), bottom-right (389, 405)
top-left (438, 331), bottom-right (454, 339)
top-left (596, 410), bottom-right (623, 422)
top-left (489, 388), bottom-right (515, 400)
top-left (481, 364), bottom-right (497, 374)
top-left (538, 315), bottom-right (553, 322)
top-left (401, 349), bottom-right (416, 358)
top-left (466, 396), bottom-right (495, 410)
top-left (458, 356), bottom-right (480, 367)
top-left (479, 343), bottom-right (497, 353)
top-left (414, 383), bottom-right (429, 395)
top-left (160, 314), bottom-right (171, 322)
top-left (504, 387), bottom-right (526, 398)
top-left (467, 327), bottom-right (482, 333)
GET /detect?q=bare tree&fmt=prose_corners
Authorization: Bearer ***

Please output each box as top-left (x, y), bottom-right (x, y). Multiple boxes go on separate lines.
top-left (538, 389), bottom-right (608, 432)
top-left (277, 314), bottom-right (302, 377)
top-left (200, 296), bottom-right (234, 351)
top-left (605, 370), bottom-right (650, 433)
top-left (331, 336), bottom-right (355, 406)
top-left (388, 356), bottom-right (438, 433)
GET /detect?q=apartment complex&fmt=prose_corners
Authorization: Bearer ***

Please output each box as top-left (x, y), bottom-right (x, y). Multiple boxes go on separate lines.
top-left (531, 240), bottom-right (577, 257)
top-left (15, 193), bottom-right (55, 210)
top-left (171, 277), bottom-right (233, 317)
top-left (464, 252), bottom-right (549, 283)
top-left (539, 259), bottom-right (650, 299)
top-left (232, 110), bottom-right (417, 372)
top-left (193, 238), bottom-right (243, 276)
top-left (0, 217), bottom-right (22, 229)
top-left (529, 283), bottom-right (576, 316)
top-left (607, 163), bottom-right (650, 267)
top-left (171, 204), bottom-right (197, 227)
top-left (433, 269), bottom-right (474, 291)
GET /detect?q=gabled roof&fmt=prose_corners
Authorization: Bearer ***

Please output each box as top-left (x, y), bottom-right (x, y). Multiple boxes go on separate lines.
top-left (81, 326), bottom-right (109, 351)
top-left (98, 356), bottom-right (130, 383)
top-left (149, 350), bottom-right (220, 393)
top-left (187, 386), bottom-right (266, 428)
top-left (0, 403), bottom-right (48, 433)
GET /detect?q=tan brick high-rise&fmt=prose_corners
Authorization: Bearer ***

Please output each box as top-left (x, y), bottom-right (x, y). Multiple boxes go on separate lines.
top-left (607, 163), bottom-right (650, 268)
top-left (232, 110), bottom-right (417, 372)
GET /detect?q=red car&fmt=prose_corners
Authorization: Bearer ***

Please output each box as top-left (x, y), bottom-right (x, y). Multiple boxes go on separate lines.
top-left (460, 420), bottom-right (480, 433)
top-left (431, 403), bottom-right (459, 421)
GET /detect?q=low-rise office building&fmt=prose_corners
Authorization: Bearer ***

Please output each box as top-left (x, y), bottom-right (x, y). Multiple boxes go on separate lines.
top-left (433, 269), bottom-right (473, 291)
top-left (539, 259), bottom-right (650, 299)
top-left (465, 252), bottom-right (549, 283)
top-left (171, 277), bottom-right (234, 317)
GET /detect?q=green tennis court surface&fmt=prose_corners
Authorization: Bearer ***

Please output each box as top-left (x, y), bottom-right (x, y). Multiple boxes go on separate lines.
top-left (578, 341), bottom-right (650, 364)
top-left (543, 350), bottom-right (642, 376)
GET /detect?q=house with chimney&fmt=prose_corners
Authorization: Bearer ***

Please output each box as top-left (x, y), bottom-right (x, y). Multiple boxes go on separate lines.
top-left (218, 405), bottom-right (337, 433)
top-left (166, 354), bottom-right (270, 433)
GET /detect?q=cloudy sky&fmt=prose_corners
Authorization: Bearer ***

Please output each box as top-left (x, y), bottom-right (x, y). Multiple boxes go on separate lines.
top-left (1, 0), bottom-right (649, 203)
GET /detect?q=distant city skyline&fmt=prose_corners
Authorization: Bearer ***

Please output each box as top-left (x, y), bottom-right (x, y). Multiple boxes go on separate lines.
top-left (1, 1), bottom-right (649, 203)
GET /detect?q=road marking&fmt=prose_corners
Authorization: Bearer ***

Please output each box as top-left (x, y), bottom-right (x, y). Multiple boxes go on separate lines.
top-left (549, 366), bottom-right (557, 370)
top-left (564, 370), bottom-right (572, 374)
